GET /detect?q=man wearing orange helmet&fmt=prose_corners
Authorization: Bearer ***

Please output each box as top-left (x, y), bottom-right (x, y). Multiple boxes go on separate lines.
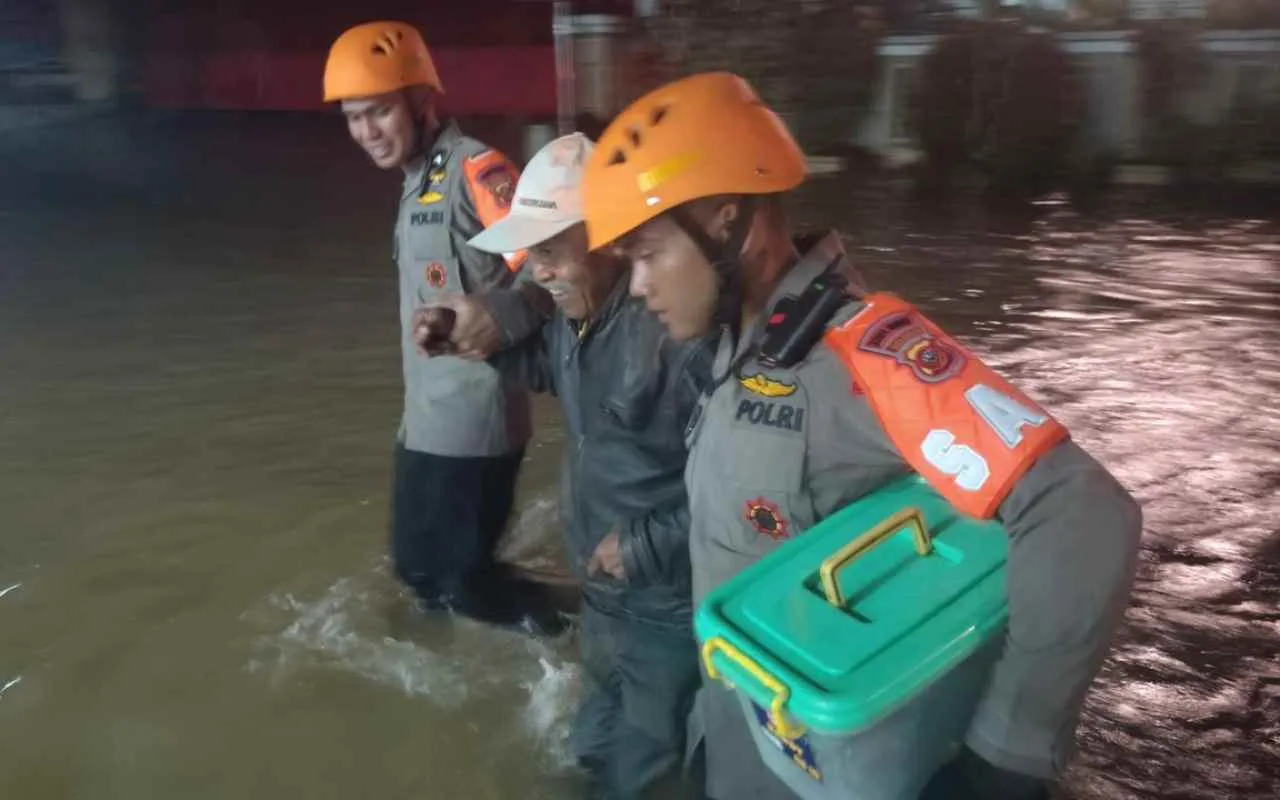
top-left (579, 72), bottom-right (1143, 800)
top-left (323, 21), bottom-right (558, 632)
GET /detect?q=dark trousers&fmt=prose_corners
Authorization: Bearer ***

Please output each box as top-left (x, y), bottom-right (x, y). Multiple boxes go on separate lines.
top-left (571, 600), bottom-right (704, 800)
top-left (918, 747), bottom-right (1052, 800)
top-left (389, 444), bottom-right (543, 625)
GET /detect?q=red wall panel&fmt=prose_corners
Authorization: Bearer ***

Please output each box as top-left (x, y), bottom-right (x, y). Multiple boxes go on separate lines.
top-left (141, 46), bottom-right (557, 115)
top-left (135, 2), bottom-right (639, 113)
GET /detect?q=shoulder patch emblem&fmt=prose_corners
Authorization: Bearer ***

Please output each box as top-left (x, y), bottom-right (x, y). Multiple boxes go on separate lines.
top-left (739, 373), bottom-right (797, 398)
top-left (744, 497), bottom-right (789, 540)
top-left (858, 311), bottom-right (966, 384)
top-left (477, 163), bottom-right (516, 210)
top-left (461, 148), bottom-right (526, 271)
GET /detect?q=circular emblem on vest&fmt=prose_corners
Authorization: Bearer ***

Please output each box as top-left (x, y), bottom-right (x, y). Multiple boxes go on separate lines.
top-left (744, 496), bottom-right (789, 540)
top-left (906, 338), bottom-right (961, 381)
top-left (425, 262), bottom-right (447, 288)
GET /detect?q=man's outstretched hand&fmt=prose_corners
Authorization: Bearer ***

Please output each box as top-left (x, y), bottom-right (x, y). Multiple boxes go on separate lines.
top-left (411, 294), bottom-right (502, 360)
top-left (410, 304), bottom-right (458, 356)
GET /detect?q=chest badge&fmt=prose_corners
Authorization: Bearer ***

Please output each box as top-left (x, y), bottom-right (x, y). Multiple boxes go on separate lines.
top-left (417, 158), bottom-right (447, 205)
top-left (739, 373), bottom-right (797, 398)
top-left (424, 262), bottom-right (448, 288)
top-left (745, 496), bottom-right (790, 541)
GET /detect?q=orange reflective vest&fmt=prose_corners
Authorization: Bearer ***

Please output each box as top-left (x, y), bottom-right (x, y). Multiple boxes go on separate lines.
top-left (462, 149), bottom-right (527, 272)
top-left (824, 293), bottom-right (1070, 518)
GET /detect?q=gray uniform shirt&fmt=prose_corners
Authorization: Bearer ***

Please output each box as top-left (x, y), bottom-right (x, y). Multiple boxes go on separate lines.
top-left (686, 231), bottom-right (1143, 794)
top-left (393, 121), bottom-right (547, 457)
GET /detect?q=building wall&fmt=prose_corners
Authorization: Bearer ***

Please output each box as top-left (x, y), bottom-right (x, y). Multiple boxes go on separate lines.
top-left (1075, 50), bottom-right (1140, 155)
top-left (856, 28), bottom-right (1280, 161)
top-left (853, 37), bottom-right (932, 154)
top-left (1129, 0), bottom-right (1207, 20)
top-left (942, 1), bottom-right (1208, 19)
top-left (58, 0), bottom-right (119, 103)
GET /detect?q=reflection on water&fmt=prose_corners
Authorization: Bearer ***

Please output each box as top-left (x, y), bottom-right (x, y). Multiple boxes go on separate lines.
top-left (1, 115), bottom-right (1277, 798)
top-left (822, 191), bottom-right (1280, 800)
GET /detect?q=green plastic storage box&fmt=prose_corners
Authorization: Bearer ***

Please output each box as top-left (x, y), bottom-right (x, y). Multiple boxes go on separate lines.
top-left (695, 475), bottom-right (1009, 800)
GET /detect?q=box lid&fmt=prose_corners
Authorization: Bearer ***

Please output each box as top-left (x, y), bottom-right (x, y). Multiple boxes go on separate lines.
top-left (695, 476), bottom-right (1008, 735)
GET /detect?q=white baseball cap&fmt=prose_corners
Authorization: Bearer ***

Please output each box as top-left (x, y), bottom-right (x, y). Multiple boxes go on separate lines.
top-left (467, 132), bottom-right (594, 254)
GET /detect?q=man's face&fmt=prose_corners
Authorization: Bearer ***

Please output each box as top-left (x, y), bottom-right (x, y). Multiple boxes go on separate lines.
top-left (529, 224), bottom-right (621, 322)
top-left (341, 92), bottom-right (418, 170)
top-left (619, 214), bottom-right (719, 341)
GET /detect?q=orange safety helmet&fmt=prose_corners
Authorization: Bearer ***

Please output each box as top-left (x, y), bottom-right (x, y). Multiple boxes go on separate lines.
top-left (323, 21), bottom-right (444, 102)
top-left (582, 71), bottom-right (807, 251)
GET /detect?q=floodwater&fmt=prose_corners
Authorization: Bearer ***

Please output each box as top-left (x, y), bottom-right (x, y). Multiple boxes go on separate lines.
top-left (1, 113), bottom-right (1277, 799)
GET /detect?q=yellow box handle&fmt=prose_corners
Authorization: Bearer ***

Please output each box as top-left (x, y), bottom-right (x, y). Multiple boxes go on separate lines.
top-left (702, 637), bottom-right (807, 740)
top-left (818, 507), bottom-right (934, 608)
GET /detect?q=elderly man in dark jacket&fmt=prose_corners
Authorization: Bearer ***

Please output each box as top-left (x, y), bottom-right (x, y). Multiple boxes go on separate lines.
top-left (412, 133), bottom-right (710, 800)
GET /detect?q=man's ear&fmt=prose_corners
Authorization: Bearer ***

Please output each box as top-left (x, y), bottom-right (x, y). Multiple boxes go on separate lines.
top-left (404, 85), bottom-right (437, 122)
top-left (705, 198), bottom-right (741, 244)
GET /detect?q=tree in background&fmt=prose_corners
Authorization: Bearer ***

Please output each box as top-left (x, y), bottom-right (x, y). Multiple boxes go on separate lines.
top-left (646, 0), bottom-right (886, 154)
top-left (1208, 0), bottom-right (1280, 28)
top-left (1131, 19), bottom-right (1218, 174)
top-left (909, 19), bottom-right (1085, 196)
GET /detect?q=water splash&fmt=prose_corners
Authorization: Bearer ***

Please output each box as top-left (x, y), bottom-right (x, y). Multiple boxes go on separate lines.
top-left (247, 564), bottom-right (584, 770)
top-left (497, 490), bottom-right (561, 569)
top-left (520, 639), bottom-right (583, 770)
top-left (248, 574), bottom-right (473, 705)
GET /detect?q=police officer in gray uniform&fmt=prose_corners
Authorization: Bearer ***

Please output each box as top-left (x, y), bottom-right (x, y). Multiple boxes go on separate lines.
top-left (323, 22), bottom-right (556, 629)
top-left (416, 133), bottom-right (711, 799)
top-left (581, 73), bottom-right (1143, 800)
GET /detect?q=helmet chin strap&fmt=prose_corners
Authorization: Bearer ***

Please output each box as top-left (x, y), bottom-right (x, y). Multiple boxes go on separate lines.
top-left (406, 88), bottom-right (440, 162)
top-left (669, 196), bottom-right (758, 341)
